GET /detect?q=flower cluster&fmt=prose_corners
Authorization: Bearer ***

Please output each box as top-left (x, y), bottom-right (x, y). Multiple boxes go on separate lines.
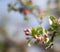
top-left (8, 0), bottom-right (60, 49)
top-left (8, 0), bottom-right (33, 20)
top-left (24, 16), bottom-right (60, 49)
top-left (8, 0), bottom-right (44, 21)
top-left (24, 26), bottom-right (50, 46)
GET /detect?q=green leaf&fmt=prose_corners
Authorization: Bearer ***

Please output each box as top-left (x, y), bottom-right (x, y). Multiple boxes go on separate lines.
top-left (31, 27), bottom-right (36, 36)
top-left (43, 28), bottom-right (47, 34)
top-left (48, 16), bottom-right (58, 31)
top-left (50, 16), bottom-right (57, 23)
top-left (50, 16), bottom-right (56, 21)
top-left (36, 26), bottom-right (43, 35)
top-left (27, 39), bottom-right (31, 47)
top-left (46, 38), bottom-right (50, 43)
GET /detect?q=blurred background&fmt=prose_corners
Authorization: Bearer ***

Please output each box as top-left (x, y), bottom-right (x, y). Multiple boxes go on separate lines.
top-left (0, 0), bottom-right (60, 52)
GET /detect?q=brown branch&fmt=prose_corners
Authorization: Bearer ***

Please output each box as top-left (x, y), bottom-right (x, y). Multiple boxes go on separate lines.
top-left (45, 30), bottom-right (57, 49)
top-left (50, 30), bottom-right (57, 42)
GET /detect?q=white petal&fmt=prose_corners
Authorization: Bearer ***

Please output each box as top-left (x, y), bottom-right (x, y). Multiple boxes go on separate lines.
top-left (49, 19), bottom-right (52, 25)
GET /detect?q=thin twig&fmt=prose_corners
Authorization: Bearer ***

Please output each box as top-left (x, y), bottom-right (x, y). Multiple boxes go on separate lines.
top-left (45, 30), bottom-right (57, 49)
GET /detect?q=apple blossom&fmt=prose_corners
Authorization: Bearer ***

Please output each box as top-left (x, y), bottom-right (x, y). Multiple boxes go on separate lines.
top-left (25, 32), bottom-right (30, 35)
top-left (23, 8), bottom-right (30, 14)
top-left (49, 18), bottom-right (52, 25)
top-left (44, 34), bottom-right (48, 38)
top-left (36, 36), bottom-right (42, 42)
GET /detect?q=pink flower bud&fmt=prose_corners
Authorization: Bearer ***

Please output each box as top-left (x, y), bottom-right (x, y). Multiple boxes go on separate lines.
top-left (25, 32), bottom-right (29, 35)
top-left (24, 29), bottom-right (29, 32)
top-left (44, 34), bottom-right (48, 38)
top-left (23, 8), bottom-right (30, 14)
top-left (36, 36), bottom-right (42, 42)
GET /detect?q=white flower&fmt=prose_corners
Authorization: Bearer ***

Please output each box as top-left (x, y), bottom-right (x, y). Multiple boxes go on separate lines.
top-left (49, 18), bottom-right (52, 25)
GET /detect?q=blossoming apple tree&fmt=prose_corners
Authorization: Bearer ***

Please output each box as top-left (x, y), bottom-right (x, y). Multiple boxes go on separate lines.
top-left (8, 0), bottom-right (60, 49)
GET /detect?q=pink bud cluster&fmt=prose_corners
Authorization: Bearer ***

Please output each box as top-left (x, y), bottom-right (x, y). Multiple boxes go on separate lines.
top-left (33, 34), bottom-right (48, 43)
top-left (24, 28), bottom-right (31, 35)
top-left (24, 28), bottom-right (49, 45)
